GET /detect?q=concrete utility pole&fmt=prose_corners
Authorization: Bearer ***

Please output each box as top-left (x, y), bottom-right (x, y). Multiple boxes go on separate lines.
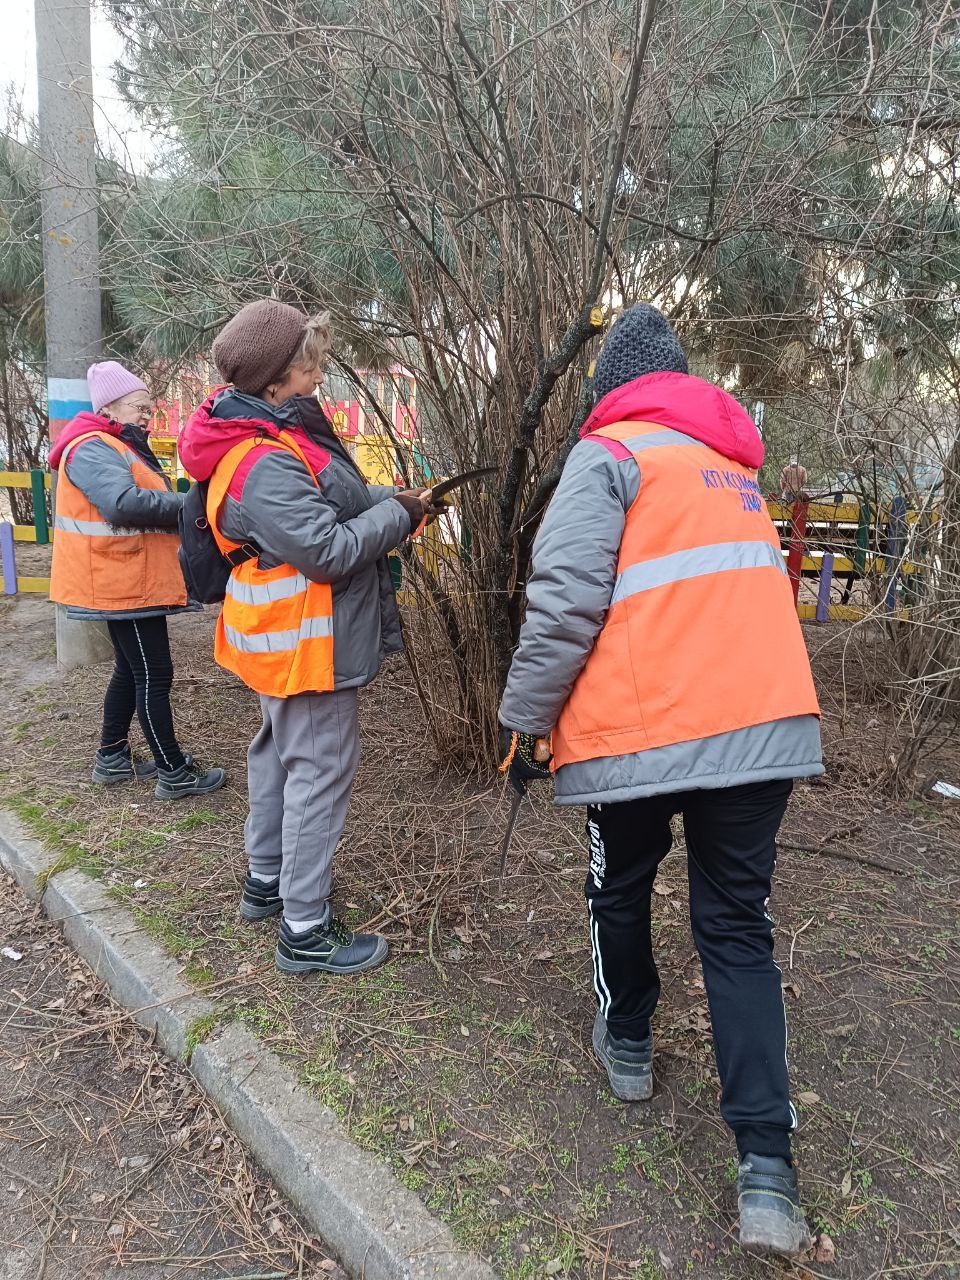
top-left (35, 0), bottom-right (112, 668)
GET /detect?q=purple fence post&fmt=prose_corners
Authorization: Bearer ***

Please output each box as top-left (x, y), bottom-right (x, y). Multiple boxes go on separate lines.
top-left (1, 522), bottom-right (17, 595)
top-left (815, 552), bottom-right (834, 622)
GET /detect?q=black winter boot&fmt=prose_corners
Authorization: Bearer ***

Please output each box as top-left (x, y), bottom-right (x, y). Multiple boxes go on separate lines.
top-left (738, 1153), bottom-right (813, 1256)
top-left (154, 758), bottom-right (226, 801)
top-left (276, 908), bottom-right (388, 975)
top-left (240, 873), bottom-right (282, 922)
top-left (592, 1010), bottom-right (654, 1101)
top-left (92, 745), bottom-right (158, 785)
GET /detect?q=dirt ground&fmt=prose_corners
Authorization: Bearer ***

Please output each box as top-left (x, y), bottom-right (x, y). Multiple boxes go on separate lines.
top-left (0, 870), bottom-right (342, 1280)
top-left (0, 594), bottom-right (957, 1280)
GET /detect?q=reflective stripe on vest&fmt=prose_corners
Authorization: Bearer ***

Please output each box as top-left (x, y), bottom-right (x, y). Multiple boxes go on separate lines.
top-left (222, 615), bottom-right (334, 654)
top-left (551, 419), bottom-right (820, 770)
top-left (225, 571), bottom-right (308, 605)
top-left (618, 427), bottom-right (702, 453)
top-left (55, 515), bottom-right (140, 537)
top-left (206, 432), bottom-right (335, 698)
top-left (610, 539), bottom-right (785, 605)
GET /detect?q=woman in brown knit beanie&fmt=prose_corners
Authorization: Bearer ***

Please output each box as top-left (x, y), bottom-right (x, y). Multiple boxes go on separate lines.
top-left (180, 300), bottom-right (438, 977)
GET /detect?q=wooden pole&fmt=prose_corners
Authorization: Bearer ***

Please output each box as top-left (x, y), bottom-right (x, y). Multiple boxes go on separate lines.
top-left (0, 521), bottom-right (17, 595)
top-left (816, 552), bottom-right (834, 622)
top-left (786, 498), bottom-right (809, 607)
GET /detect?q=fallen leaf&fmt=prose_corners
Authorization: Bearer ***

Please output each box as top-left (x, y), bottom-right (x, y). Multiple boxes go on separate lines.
top-left (653, 883), bottom-right (675, 896)
top-left (840, 1169), bottom-right (852, 1197)
top-left (268, 1216), bottom-right (283, 1236)
top-left (812, 1233), bottom-right (836, 1263)
top-left (316, 1262), bottom-right (349, 1279)
top-left (544, 1262), bottom-right (564, 1276)
top-left (532, 949), bottom-right (555, 962)
top-left (797, 1091), bottom-right (820, 1105)
top-left (459, 1024), bottom-right (470, 1037)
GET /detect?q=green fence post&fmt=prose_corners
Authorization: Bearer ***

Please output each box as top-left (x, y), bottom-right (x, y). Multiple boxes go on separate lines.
top-left (31, 470), bottom-right (49, 544)
top-left (459, 523), bottom-right (473, 565)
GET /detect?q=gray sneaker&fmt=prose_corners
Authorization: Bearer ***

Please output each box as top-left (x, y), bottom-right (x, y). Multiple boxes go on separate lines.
top-left (91, 745), bottom-right (158, 785)
top-left (592, 1010), bottom-right (654, 1101)
top-left (738, 1153), bottom-right (813, 1256)
top-left (154, 759), bottom-right (226, 801)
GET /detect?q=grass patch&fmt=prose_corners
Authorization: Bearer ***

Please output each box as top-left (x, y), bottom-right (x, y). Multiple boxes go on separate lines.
top-left (184, 1011), bottom-right (221, 1060)
top-left (1, 790), bottom-right (103, 887)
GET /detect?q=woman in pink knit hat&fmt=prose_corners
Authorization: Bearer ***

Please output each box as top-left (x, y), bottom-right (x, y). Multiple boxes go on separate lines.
top-left (48, 360), bottom-right (225, 800)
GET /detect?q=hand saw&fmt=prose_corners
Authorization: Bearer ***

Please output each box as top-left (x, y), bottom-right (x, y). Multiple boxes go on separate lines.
top-left (428, 465), bottom-right (498, 502)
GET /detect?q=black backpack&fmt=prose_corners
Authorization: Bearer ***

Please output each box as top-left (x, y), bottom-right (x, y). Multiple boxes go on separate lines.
top-left (178, 480), bottom-right (257, 605)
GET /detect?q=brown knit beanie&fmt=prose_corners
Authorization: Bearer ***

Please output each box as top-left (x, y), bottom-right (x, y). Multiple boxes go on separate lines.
top-left (211, 299), bottom-right (308, 395)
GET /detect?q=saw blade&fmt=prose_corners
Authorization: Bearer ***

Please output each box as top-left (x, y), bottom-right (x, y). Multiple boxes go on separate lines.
top-left (429, 465), bottom-right (498, 502)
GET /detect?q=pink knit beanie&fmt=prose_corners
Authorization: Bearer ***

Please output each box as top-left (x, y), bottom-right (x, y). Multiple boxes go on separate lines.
top-left (87, 361), bottom-right (149, 414)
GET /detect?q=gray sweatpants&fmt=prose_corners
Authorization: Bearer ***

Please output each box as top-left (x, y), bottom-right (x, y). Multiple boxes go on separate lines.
top-left (244, 688), bottom-right (360, 920)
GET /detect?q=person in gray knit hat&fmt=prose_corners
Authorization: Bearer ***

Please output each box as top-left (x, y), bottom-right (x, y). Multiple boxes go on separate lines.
top-left (591, 302), bottom-right (688, 404)
top-left (180, 301), bottom-right (440, 978)
top-left (499, 301), bottom-right (821, 1257)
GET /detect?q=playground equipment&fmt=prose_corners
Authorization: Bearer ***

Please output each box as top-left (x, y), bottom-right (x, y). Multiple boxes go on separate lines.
top-left (0, 468), bottom-right (52, 594)
top-left (769, 494), bottom-right (936, 620)
top-left (3, 457), bottom-right (936, 617)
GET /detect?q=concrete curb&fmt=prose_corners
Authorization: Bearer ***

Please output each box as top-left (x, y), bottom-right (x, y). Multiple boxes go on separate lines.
top-left (0, 809), bottom-right (497, 1280)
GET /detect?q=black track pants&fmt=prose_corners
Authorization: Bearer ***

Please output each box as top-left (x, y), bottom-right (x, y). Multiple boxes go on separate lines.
top-left (585, 778), bottom-right (795, 1160)
top-left (100, 617), bottom-right (186, 772)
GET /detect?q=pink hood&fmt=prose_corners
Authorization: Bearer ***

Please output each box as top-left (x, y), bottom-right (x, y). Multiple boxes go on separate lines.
top-left (178, 392), bottom-right (280, 481)
top-left (49, 411), bottom-right (120, 469)
top-left (178, 392), bottom-right (330, 482)
top-left (583, 371), bottom-right (764, 470)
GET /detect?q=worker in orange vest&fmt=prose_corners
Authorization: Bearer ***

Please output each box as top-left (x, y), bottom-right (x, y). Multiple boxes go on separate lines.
top-left (179, 301), bottom-right (439, 978)
top-left (49, 361), bottom-right (225, 800)
top-left (499, 306), bottom-right (822, 1257)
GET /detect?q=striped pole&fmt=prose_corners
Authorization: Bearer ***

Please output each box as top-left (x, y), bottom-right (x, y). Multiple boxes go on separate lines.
top-left (47, 376), bottom-right (93, 444)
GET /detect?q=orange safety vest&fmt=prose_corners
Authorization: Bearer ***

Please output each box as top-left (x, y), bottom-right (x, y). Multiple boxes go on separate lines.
top-left (49, 432), bottom-right (186, 611)
top-left (206, 432), bottom-right (334, 698)
top-left (551, 420), bottom-right (820, 769)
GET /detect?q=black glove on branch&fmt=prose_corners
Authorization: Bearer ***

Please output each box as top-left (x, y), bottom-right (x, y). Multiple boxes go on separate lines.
top-left (499, 729), bottom-right (553, 795)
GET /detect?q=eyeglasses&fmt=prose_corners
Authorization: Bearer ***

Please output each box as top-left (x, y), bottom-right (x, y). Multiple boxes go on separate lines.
top-left (117, 399), bottom-right (153, 414)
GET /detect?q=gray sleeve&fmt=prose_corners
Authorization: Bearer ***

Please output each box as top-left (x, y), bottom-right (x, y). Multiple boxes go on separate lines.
top-left (367, 484), bottom-right (401, 502)
top-left (65, 439), bottom-right (182, 528)
top-left (498, 440), bottom-right (640, 733)
top-left (239, 452), bottom-right (413, 584)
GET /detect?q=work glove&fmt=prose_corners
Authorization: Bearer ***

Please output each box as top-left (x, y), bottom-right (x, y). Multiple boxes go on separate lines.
top-left (499, 729), bottom-right (553, 795)
top-left (395, 487), bottom-right (448, 537)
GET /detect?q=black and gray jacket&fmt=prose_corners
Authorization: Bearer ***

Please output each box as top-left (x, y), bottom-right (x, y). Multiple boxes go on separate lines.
top-left (204, 391), bottom-right (411, 692)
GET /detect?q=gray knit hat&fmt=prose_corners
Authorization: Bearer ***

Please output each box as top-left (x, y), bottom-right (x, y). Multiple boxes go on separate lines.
top-left (592, 304), bottom-right (688, 404)
top-left (212, 299), bottom-right (308, 395)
